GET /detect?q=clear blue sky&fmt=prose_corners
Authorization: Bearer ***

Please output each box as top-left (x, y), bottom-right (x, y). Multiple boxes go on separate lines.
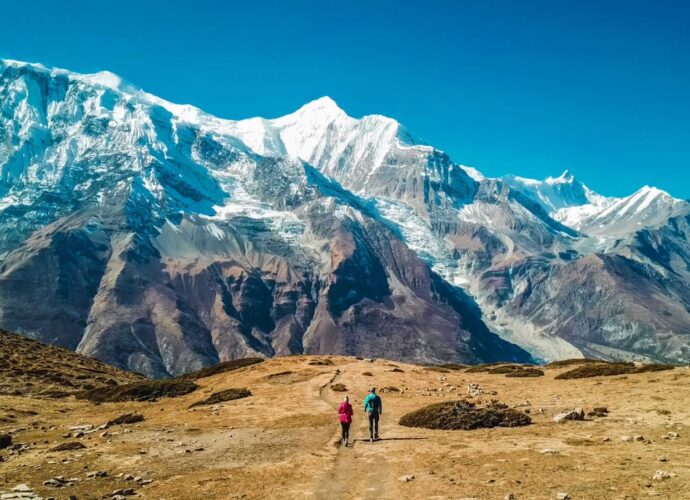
top-left (1, 0), bottom-right (689, 198)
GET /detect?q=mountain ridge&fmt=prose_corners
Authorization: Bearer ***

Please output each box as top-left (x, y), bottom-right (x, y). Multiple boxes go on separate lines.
top-left (1, 59), bottom-right (688, 375)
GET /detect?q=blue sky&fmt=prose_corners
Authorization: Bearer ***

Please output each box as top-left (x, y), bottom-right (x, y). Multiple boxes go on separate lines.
top-left (1, 0), bottom-right (689, 198)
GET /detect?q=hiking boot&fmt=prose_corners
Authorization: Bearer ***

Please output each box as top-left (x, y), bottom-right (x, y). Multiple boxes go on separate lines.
top-left (369, 437), bottom-right (373, 442)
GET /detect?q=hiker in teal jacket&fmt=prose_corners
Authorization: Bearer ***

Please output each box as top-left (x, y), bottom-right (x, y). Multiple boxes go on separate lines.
top-left (363, 388), bottom-right (382, 441)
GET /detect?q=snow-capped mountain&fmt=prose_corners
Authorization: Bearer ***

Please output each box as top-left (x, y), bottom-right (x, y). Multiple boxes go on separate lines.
top-left (1, 59), bottom-right (689, 375)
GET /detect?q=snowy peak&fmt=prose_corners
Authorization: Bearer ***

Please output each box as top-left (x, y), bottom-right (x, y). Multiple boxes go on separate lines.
top-left (502, 170), bottom-right (603, 212)
top-left (277, 96), bottom-right (347, 124)
top-left (545, 169), bottom-right (575, 184)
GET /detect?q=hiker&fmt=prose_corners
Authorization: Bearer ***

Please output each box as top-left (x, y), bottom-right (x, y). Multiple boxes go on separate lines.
top-left (338, 395), bottom-right (354, 446)
top-left (363, 387), bottom-right (382, 442)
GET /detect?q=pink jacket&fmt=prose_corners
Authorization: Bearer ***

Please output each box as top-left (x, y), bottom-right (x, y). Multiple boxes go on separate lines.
top-left (338, 402), bottom-right (353, 424)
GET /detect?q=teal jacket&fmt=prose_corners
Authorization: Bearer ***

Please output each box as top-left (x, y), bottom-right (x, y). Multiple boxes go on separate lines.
top-left (363, 393), bottom-right (382, 414)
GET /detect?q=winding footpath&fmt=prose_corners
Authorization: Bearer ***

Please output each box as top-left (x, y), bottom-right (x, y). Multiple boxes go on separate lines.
top-left (311, 364), bottom-right (397, 499)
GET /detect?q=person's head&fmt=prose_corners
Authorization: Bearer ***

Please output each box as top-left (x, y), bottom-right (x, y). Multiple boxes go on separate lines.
top-left (343, 395), bottom-right (349, 403)
top-left (370, 387), bottom-right (376, 394)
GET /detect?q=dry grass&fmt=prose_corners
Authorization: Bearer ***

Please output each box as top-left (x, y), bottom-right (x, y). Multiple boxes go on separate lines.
top-left (189, 388), bottom-right (251, 408)
top-left (0, 329), bottom-right (143, 397)
top-left (399, 400), bottom-right (531, 430)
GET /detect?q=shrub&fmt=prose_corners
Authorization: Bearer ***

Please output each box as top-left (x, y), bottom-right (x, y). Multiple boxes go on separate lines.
top-left (331, 383), bottom-right (347, 392)
top-left (181, 358), bottom-right (264, 380)
top-left (189, 388), bottom-right (251, 408)
top-left (556, 362), bottom-right (674, 380)
top-left (399, 400), bottom-right (531, 430)
top-left (506, 368), bottom-right (544, 378)
top-left (50, 442), bottom-right (86, 452)
top-left (546, 358), bottom-right (601, 368)
top-left (77, 379), bottom-right (198, 403)
top-left (107, 413), bottom-right (145, 426)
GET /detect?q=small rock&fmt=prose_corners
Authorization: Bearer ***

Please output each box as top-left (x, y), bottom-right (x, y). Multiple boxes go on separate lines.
top-left (664, 432), bottom-right (679, 440)
top-left (556, 493), bottom-right (570, 500)
top-left (652, 470), bottom-right (676, 481)
top-left (634, 435), bottom-right (645, 442)
top-left (505, 495), bottom-right (516, 500)
top-left (657, 456), bottom-right (669, 462)
top-left (467, 383), bottom-right (483, 397)
top-left (602, 437), bottom-right (611, 442)
top-left (398, 475), bottom-right (415, 483)
top-left (553, 408), bottom-right (585, 423)
top-left (12, 485), bottom-right (32, 493)
top-left (621, 435), bottom-right (633, 442)
top-left (123, 474), bottom-right (134, 481)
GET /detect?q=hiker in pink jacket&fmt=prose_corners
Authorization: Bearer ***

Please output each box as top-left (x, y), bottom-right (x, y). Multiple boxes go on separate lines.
top-left (338, 395), bottom-right (354, 446)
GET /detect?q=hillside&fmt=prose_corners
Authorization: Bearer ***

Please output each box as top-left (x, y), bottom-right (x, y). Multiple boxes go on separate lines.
top-left (1, 352), bottom-right (689, 499)
top-left (0, 329), bottom-right (144, 398)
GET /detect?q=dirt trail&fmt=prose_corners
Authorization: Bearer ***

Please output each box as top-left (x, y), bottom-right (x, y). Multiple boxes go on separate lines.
top-left (311, 364), bottom-right (397, 499)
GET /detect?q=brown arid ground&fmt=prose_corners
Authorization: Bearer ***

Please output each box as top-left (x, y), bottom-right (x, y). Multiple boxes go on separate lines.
top-left (1, 350), bottom-right (689, 499)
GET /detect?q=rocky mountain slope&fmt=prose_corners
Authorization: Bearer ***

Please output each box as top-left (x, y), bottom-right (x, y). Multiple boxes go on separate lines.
top-left (0, 59), bottom-right (688, 375)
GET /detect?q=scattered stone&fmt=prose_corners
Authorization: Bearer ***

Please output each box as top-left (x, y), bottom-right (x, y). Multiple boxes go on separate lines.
top-left (587, 407), bottom-right (609, 417)
top-left (69, 424), bottom-right (93, 432)
top-left (398, 475), bottom-right (415, 483)
top-left (621, 435), bottom-right (633, 442)
top-left (467, 383), bottom-right (483, 397)
top-left (634, 435), bottom-right (645, 442)
top-left (553, 408), bottom-right (585, 423)
top-left (505, 495), bottom-right (516, 500)
top-left (663, 432), bottom-right (679, 440)
top-left (12, 485), bottom-right (32, 492)
top-left (602, 437), bottom-right (611, 442)
top-left (657, 456), bottom-right (669, 462)
top-left (652, 470), bottom-right (676, 481)
top-left (87, 471), bottom-right (108, 479)
top-left (556, 493), bottom-right (570, 500)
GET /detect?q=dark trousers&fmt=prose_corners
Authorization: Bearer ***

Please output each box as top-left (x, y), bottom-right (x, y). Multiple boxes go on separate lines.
top-left (340, 422), bottom-right (350, 441)
top-left (368, 412), bottom-right (379, 438)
